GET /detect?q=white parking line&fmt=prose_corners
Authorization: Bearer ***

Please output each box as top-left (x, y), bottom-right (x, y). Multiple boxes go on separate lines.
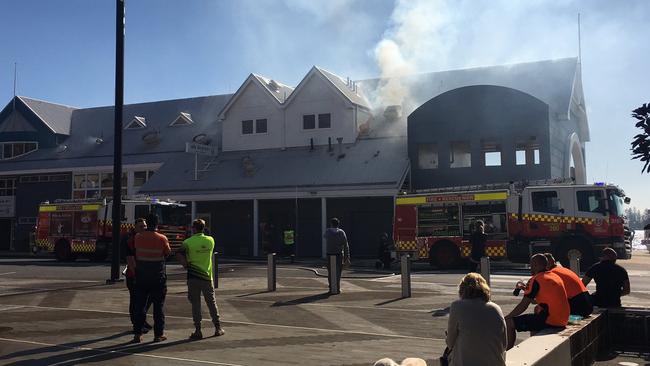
top-left (1, 303), bottom-right (438, 341)
top-left (0, 272), bottom-right (17, 275)
top-left (0, 337), bottom-right (245, 366)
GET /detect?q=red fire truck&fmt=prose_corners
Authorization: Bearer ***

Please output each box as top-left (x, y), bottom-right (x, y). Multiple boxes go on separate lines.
top-left (35, 197), bottom-right (189, 261)
top-left (393, 182), bottom-right (632, 268)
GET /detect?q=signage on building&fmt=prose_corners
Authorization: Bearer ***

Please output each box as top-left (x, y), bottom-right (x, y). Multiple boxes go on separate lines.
top-left (185, 142), bottom-right (217, 156)
top-left (0, 196), bottom-right (15, 217)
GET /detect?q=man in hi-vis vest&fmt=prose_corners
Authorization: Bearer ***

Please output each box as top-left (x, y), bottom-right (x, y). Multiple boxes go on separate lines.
top-left (177, 219), bottom-right (225, 340)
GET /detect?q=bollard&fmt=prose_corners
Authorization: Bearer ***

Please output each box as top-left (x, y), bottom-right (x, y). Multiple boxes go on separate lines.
top-left (401, 254), bottom-right (411, 298)
top-left (212, 252), bottom-right (219, 288)
top-left (569, 253), bottom-right (580, 274)
top-left (267, 253), bottom-right (277, 292)
top-left (328, 254), bottom-right (339, 295)
top-left (480, 256), bottom-right (491, 286)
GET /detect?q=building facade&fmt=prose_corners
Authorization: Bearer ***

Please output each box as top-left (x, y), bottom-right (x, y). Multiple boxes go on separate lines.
top-left (0, 58), bottom-right (587, 256)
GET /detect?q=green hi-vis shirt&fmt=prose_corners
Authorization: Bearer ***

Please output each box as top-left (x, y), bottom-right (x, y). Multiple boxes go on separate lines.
top-left (283, 230), bottom-right (295, 245)
top-left (181, 233), bottom-right (215, 282)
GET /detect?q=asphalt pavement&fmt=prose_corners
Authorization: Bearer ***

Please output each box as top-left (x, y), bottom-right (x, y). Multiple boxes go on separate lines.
top-left (0, 251), bottom-right (648, 365)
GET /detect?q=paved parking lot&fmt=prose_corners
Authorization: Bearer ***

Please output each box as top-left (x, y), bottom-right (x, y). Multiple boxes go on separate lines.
top-left (0, 252), bottom-right (648, 365)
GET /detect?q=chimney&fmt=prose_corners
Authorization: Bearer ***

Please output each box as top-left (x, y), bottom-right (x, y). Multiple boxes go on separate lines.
top-left (328, 137), bottom-right (332, 152)
top-left (346, 76), bottom-right (350, 87)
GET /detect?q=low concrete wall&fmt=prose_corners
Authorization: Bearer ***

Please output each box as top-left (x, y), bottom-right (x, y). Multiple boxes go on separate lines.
top-left (506, 312), bottom-right (607, 366)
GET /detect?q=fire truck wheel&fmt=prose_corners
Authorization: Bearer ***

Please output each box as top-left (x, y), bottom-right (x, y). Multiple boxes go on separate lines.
top-left (558, 241), bottom-right (594, 269)
top-left (430, 241), bottom-right (460, 269)
top-left (54, 239), bottom-right (73, 262)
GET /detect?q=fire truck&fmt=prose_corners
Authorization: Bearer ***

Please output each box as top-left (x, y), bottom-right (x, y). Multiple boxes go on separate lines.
top-left (35, 197), bottom-right (189, 261)
top-left (393, 181), bottom-right (632, 269)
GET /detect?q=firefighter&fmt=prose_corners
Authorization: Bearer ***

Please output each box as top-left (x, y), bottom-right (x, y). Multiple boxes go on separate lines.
top-left (283, 225), bottom-right (296, 263)
top-left (123, 218), bottom-right (152, 334)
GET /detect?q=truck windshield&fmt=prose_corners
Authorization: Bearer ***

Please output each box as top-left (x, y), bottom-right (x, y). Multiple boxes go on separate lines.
top-left (607, 189), bottom-right (625, 217)
top-left (153, 204), bottom-right (189, 226)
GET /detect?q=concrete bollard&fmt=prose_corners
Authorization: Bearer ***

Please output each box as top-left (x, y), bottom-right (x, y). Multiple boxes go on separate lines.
top-left (481, 256), bottom-right (491, 286)
top-left (401, 254), bottom-right (411, 298)
top-left (212, 252), bottom-right (219, 289)
top-left (570, 256), bottom-right (580, 275)
top-left (328, 254), bottom-right (339, 295)
top-left (267, 253), bottom-right (277, 292)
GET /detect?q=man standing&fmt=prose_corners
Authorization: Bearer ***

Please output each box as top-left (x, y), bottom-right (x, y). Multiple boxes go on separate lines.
top-left (123, 218), bottom-right (152, 333)
top-left (176, 219), bottom-right (225, 339)
top-left (505, 254), bottom-right (569, 349)
top-left (582, 247), bottom-right (630, 307)
top-left (544, 253), bottom-right (593, 317)
top-left (324, 218), bottom-right (350, 294)
top-left (469, 220), bottom-right (487, 273)
top-left (131, 214), bottom-right (171, 343)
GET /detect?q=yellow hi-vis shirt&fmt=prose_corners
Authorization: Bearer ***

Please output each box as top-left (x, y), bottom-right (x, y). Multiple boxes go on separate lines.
top-left (181, 233), bottom-right (214, 282)
top-left (283, 230), bottom-right (295, 245)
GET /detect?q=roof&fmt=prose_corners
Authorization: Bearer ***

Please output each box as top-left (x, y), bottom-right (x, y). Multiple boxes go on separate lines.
top-left (314, 67), bottom-right (371, 109)
top-left (139, 136), bottom-right (408, 196)
top-left (0, 94), bottom-right (232, 173)
top-left (252, 74), bottom-right (294, 103)
top-left (18, 96), bottom-right (77, 135)
top-left (358, 57), bottom-right (580, 118)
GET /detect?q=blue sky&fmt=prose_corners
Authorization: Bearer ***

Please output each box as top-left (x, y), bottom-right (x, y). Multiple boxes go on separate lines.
top-left (1, 0), bottom-right (649, 211)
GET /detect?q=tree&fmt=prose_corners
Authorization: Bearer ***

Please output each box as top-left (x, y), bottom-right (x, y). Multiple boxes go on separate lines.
top-left (631, 103), bottom-right (650, 173)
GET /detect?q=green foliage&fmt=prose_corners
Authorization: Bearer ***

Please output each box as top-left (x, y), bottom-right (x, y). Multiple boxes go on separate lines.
top-left (631, 103), bottom-right (650, 173)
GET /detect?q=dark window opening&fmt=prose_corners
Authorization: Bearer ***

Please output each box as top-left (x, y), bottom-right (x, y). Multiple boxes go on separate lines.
top-left (303, 115), bottom-right (315, 130)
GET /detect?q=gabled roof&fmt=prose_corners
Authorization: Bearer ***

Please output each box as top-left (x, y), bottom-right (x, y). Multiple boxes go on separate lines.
top-left (169, 112), bottom-right (193, 126)
top-left (0, 94), bottom-right (232, 172)
top-left (125, 116), bottom-right (147, 129)
top-left (218, 74), bottom-right (293, 119)
top-left (283, 66), bottom-right (371, 110)
top-left (18, 96), bottom-right (76, 135)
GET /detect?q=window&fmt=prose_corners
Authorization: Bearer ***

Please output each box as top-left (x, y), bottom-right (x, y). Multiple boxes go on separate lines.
top-left (73, 172), bottom-right (126, 199)
top-left (133, 170), bottom-right (156, 188)
top-left (532, 191), bottom-right (560, 214)
top-left (125, 116), bottom-right (146, 129)
top-left (450, 141), bottom-right (471, 168)
top-left (135, 205), bottom-right (150, 220)
top-left (516, 142), bottom-right (540, 166)
top-left (255, 119), bottom-right (267, 134)
top-left (242, 120), bottom-right (254, 134)
top-left (170, 112), bottom-right (193, 126)
top-left (318, 113), bottom-right (331, 128)
top-left (303, 115), bottom-right (315, 130)
top-left (577, 190), bottom-right (605, 213)
top-left (1, 142), bottom-right (38, 160)
top-left (482, 141), bottom-right (501, 167)
top-left (417, 144), bottom-right (438, 169)
top-left (0, 178), bottom-right (16, 196)
top-left (516, 150), bottom-right (526, 165)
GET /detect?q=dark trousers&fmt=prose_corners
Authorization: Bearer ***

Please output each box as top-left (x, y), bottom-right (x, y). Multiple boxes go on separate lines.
top-left (133, 281), bottom-right (167, 337)
top-left (326, 253), bottom-right (343, 293)
top-left (126, 276), bottom-right (152, 327)
top-left (569, 291), bottom-right (594, 317)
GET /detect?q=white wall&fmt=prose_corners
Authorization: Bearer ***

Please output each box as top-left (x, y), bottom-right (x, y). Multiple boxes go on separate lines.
top-left (284, 74), bottom-right (357, 148)
top-left (221, 81), bottom-right (284, 152)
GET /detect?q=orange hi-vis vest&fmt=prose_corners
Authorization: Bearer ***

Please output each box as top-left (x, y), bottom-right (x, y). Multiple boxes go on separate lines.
top-left (550, 266), bottom-right (588, 299)
top-left (134, 231), bottom-right (171, 262)
top-left (525, 271), bottom-right (570, 327)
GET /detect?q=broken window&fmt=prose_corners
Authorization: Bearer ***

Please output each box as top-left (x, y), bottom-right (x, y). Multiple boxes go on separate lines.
top-left (417, 144), bottom-right (438, 169)
top-left (450, 141), bottom-right (471, 168)
top-left (482, 141), bottom-right (502, 167)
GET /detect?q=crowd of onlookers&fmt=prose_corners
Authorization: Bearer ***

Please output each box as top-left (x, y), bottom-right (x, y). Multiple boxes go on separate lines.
top-left (374, 245), bottom-right (631, 366)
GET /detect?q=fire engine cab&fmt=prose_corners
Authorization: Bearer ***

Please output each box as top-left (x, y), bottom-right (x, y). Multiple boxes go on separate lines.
top-left (35, 197), bottom-right (189, 261)
top-left (393, 181), bottom-right (632, 268)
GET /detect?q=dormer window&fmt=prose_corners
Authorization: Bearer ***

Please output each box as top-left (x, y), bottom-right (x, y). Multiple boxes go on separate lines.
top-left (170, 112), bottom-right (193, 126)
top-left (1, 142), bottom-right (38, 160)
top-left (126, 116), bottom-right (146, 129)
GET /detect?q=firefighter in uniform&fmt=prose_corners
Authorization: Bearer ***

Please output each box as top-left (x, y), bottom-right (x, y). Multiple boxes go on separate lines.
top-left (283, 226), bottom-right (296, 263)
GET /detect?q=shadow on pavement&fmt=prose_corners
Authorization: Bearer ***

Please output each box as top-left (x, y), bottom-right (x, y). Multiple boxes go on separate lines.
top-left (271, 291), bottom-right (332, 306)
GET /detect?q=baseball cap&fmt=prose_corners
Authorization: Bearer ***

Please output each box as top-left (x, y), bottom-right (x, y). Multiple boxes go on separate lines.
top-left (600, 247), bottom-right (618, 261)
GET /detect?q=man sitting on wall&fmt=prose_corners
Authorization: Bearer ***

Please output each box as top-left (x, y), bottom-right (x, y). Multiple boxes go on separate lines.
top-left (504, 254), bottom-right (569, 349)
top-left (582, 247), bottom-right (630, 308)
top-left (544, 253), bottom-right (592, 317)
